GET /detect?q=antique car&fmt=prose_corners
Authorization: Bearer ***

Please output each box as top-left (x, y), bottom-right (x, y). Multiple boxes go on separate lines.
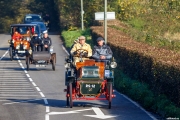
top-left (64, 49), bottom-right (117, 109)
top-left (25, 46), bottom-right (56, 71)
top-left (23, 14), bottom-right (43, 24)
top-left (8, 24), bottom-right (43, 60)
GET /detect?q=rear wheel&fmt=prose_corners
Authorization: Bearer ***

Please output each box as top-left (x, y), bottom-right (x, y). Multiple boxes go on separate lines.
top-left (69, 82), bottom-right (73, 108)
top-left (26, 56), bottom-right (30, 71)
top-left (108, 83), bottom-right (112, 109)
top-left (52, 57), bottom-right (55, 71)
top-left (66, 85), bottom-right (69, 106)
top-left (9, 47), bottom-right (13, 61)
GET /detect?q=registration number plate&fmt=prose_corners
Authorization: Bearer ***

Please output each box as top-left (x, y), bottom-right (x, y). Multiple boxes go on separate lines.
top-left (36, 65), bottom-right (46, 67)
top-left (18, 51), bottom-right (25, 53)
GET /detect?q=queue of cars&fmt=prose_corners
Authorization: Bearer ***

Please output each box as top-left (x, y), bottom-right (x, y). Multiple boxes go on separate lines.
top-left (8, 14), bottom-right (56, 71)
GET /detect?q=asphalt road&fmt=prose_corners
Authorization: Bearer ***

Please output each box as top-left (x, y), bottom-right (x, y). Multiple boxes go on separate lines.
top-left (0, 34), bottom-right (160, 120)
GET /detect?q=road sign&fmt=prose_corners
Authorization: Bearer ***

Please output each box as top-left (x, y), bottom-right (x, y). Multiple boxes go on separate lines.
top-left (95, 12), bottom-right (115, 20)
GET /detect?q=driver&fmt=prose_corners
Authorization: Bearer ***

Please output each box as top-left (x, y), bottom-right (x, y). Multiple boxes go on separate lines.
top-left (70, 36), bottom-right (92, 66)
top-left (12, 30), bottom-right (22, 40)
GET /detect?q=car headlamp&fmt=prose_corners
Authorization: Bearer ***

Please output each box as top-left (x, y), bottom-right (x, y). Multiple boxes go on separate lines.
top-left (64, 63), bottom-right (71, 69)
top-left (23, 45), bottom-right (27, 49)
top-left (50, 46), bottom-right (53, 53)
top-left (16, 45), bottom-right (20, 49)
top-left (110, 62), bottom-right (117, 68)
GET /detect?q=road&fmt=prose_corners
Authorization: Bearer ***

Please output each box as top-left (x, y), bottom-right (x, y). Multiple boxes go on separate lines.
top-left (0, 34), bottom-right (160, 120)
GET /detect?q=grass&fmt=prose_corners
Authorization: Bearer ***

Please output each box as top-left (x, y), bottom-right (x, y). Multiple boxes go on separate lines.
top-left (61, 28), bottom-right (93, 50)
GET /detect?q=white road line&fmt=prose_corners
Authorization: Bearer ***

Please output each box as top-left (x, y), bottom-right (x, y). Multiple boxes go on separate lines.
top-left (39, 92), bottom-right (45, 97)
top-left (116, 91), bottom-right (157, 120)
top-left (2, 99), bottom-right (43, 105)
top-left (26, 74), bottom-right (30, 77)
top-left (62, 45), bottom-right (70, 55)
top-left (35, 87), bottom-right (41, 92)
top-left (32, 82), bottom-right (37, 86)
top-left (0, 76), bottom-right (26, 77)
top-left (0, 78), bottom-right (28, 80)
top-left (15, 50), bottom-right (50, 120)
top-left (0, 94), bottom-right (38, 96)
top-left (0, 50), bottom-right (9, 60)
top-left (0, 88), bottom-right (33, 90)
top-left (29, 78), bottom-right (33, 82)
top-left (0, 90), bottom-right (34, 92)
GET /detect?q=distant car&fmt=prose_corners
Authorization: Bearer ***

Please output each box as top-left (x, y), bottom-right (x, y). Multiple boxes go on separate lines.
top-left (24, 14), bottom-right (43, 23)
top-left (30, 22), bottom-right (48, 33)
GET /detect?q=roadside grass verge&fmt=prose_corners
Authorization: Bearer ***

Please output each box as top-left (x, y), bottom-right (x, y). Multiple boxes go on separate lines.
top-left (61, 28), bottom-right (93, 52)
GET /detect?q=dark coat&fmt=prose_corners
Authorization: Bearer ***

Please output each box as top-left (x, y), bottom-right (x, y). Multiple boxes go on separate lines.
top-left (92, 44), bottom-right (113, 60)
top-left (41, 37), bottom-right (52, 46)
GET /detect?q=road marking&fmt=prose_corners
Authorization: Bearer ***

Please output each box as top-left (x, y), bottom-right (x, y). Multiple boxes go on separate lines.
top-left (32, 82), bottom-right (37, 86)
top-left (84, 107), bottom-right (117, 119)
top-left (0, 50), bottom-right (8, 60)
top-left (0, 94), bottom-right (38, 96)
top-left (36, 87), bottom-right (41, 91)
top-left (26, 74), bottom-right (30, 78)
top-left (39, 92), bottom-right (45, 97)
top-left (2, 98), bottom-right (43, 105)
top-left (116, 91), bottom-right (157, 120)
top-left (48, 108), bottom-right (92, 115)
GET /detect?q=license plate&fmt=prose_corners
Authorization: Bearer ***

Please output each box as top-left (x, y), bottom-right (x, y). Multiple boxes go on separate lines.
top-left (18, 51), bottom-right (25, 53)
top-left (36, 65), bottom-right (46, 67)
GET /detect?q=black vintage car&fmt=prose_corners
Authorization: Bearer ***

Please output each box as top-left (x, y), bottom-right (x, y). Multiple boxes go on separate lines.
top-left (64, 49), bottom-right (117, 108)
top-left (23, 14), bottom-right (43, 24)
top-left (8, 24), bottom-right (41, 60)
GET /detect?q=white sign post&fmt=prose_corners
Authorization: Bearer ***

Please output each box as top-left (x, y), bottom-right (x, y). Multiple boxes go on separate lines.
top-left (95, 11), bottom-right (115, 44)
top-left (95, 12), bottom-right (115, 20)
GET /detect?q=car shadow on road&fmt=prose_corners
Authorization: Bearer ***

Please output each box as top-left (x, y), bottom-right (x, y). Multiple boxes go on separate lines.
top-left (0, 47), bottom-right (9, 51)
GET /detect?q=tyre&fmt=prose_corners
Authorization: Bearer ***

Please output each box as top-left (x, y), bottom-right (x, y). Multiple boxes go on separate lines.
top-left (26, 56), bottom-right (30, 71)
top-left (108, 83), bottom-right (112, 109)
top-left (69, 82), bottom-right (73, 108)
top-left (52, 57), bottom-right (55, 71)
top-left (66, 85), bottom-right (69, 106)
top-left (9, 47), bottom-right (13, 61)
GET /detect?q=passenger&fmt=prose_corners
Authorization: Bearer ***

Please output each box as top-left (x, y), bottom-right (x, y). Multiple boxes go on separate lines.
top-left (70, 36), bottom-right (92, 66)
top-left (30, 33), bottom-right (41, 51)
top-left (41, 32), bottom-right (52, 51)
top-left (92, 37), bottom-right (113, 62)
top-left (12, 30), bottom-right (22, 40)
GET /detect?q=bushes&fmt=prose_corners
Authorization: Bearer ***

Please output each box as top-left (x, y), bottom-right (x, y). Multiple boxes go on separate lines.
top-left (90, 25), bottom-right (180, 118)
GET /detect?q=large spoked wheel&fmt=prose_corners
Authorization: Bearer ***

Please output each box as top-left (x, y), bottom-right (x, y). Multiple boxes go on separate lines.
top-left (26, 56), bottom-right (30, 71)
top-left (66, 85), bottom-right (69, 106)
top-left (69, 82), bottom-right (73, 108)
top-left (108, 82), bottom-right (113, 109)
top-left (9, 47), bottom-right (13, 61)
top-left (52, 54), bottom-right (56, 71)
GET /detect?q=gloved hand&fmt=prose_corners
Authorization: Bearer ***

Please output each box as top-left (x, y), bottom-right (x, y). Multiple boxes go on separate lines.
top-left (73, 51), bottom-right (78, 55)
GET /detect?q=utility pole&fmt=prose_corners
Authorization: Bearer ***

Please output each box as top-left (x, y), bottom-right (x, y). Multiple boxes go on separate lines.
top-left (81, 0), bottom-right (84, 30)
top-left (104, 0), bottom-right (107, 44)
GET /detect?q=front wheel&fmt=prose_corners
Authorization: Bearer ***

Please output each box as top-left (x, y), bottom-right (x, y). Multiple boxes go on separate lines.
top-left (69, 82), bottom-right (73, 108)
top-left (26, 56), bottom-right (30, 71)
top-left (108, 83), bottom-right (112, 109)
top-left (9, 47), bottom-right (13, 61)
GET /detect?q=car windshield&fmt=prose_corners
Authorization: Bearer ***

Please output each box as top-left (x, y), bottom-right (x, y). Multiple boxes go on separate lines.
top-left (25, 15), bottom-right (42, 22)
top-left (12, 26), bottom-right (31, 34)
top-left (39, 23), bottom-right (46, 30)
